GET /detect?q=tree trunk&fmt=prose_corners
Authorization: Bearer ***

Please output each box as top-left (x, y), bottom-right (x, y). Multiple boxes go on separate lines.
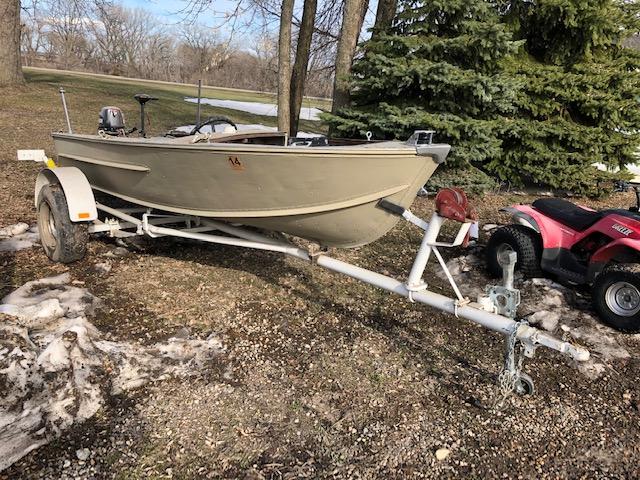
top-left (289, 0), bottom-right (318, 137)
top-left (277, 0), bottom-right (295, 133)
top-left (371, 0), bottom-right (397, 39)
top-left (0, 0), bottom-right (25, 86)
top-left (330, 0), bottom-right (368, 126)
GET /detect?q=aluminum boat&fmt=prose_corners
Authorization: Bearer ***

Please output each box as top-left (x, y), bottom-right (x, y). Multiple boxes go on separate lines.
top-left (52, 126), bottom-right (449, 248)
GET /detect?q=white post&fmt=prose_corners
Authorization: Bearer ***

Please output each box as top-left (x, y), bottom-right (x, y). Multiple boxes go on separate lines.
top-left (59, 87), bottom-right (72, 133)
top-left (406, 213), bottom-right (442, 288)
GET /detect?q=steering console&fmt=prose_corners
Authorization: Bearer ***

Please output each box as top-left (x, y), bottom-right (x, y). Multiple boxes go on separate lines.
top-left (190, 116), bottom-right (237, 135)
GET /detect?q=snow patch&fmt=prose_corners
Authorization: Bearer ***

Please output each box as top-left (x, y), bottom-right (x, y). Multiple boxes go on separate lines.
top-left (175, 122), bottom-right (321, 137)
top-left (0, 274), bottom-right (223, 471)
top-left (0, 224), bottom-right (39, 252)
top-left (437, 251), bottom-right (634, 379)
top-left (185, 97), bottom-right (323, 121)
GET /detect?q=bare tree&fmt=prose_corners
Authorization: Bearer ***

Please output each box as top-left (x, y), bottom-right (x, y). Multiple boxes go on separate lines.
top-left (44, 0), bottom-right (89, 69)
top-left (289, 0), bottom-right (317, 136)
top-left (252, 31), bottom-right (278, 91)
top-left (139, 32), bottom-right (177, 81)
top-left (20, 0), bottom-right (47, 67)
top-left (0, 0), bottom-right (24, 85)
top-left (90, 1), bottom-right (128, 73)
top-left (119, 8), bottom-right (160, 76)
top-left (179, 24), bottom-right (232, 81)
top-left (330, 0), bottom-right (368, 120)
top-left (277, 0), bottom-right (294, 132)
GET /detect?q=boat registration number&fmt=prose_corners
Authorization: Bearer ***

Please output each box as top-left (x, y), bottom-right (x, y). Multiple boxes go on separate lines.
top-left (228, 156), bottom-right (244, 171)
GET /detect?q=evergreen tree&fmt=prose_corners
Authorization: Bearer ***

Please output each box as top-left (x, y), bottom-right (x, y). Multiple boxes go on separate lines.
top-left (326, 0), bottom-right (640, 196)
top-left (493, 0), bottom-right (640, 195)
top-left (324, 0), bottom-right (521, 167)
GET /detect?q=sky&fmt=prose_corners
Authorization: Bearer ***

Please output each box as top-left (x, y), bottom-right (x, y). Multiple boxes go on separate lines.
top-left (125, 0), bottom-right (378, 42)
top-left (126, 0), bottom-right (241, 29)
top-left (124, 0), bottom-right (294, 39)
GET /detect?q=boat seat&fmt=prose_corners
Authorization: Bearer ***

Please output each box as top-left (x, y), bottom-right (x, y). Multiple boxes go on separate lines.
top-left (532, 198), bottom-right (604, 231)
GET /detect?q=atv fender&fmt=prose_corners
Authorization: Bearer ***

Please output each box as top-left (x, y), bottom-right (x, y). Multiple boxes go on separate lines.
top-left (501, 205), bottom-right (572, 250)
top-left (588, 237), bottom-right (640, 280)
top-left (500, 207), bottom-right (540, 233)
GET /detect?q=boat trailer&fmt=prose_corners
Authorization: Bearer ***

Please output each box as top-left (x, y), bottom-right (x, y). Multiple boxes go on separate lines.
top-left (54, 186), bottom-right (589, 398)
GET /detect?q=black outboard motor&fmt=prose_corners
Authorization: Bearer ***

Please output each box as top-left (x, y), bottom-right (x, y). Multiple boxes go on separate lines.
top-left (98, 106), bottom-right (126, 136)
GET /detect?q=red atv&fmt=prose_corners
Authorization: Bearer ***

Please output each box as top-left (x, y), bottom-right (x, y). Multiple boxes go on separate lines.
top-left (486, 185), bottom-right (640, 332)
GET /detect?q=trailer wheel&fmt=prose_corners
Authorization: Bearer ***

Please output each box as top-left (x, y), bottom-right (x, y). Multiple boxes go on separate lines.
top-left (486, 225), bottom-right (542, 278)
top-left (37, 184), bottom-right (88, 263)
top-left (514, 373), bottom-right (535, 396)
top-left (592, 263), bottom-right (640, 333)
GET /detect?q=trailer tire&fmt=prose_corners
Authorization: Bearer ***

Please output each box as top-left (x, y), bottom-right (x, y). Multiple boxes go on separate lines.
top-left (37, 184), bottom-right (88, 263)
top-left (514, 373), bottom-right (535, 396)
top-left (592, 263), bottom-right (640, 333)
top-left (486, 225), bottom-right (542, 278)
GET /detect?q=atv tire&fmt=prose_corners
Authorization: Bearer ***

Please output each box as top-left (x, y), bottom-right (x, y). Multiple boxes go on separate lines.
top-left (486, 225), bottom-right (542, 278)
top-left (37, 184), bottom-right (88, 263)
top-left (592, 263), bottom-right (640, 333)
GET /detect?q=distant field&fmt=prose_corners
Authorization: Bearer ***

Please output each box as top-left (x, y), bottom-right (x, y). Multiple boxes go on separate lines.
top-left (10, 69), bottom-right (325, 144)
top-left (24, 67), bottom-right (333, 110)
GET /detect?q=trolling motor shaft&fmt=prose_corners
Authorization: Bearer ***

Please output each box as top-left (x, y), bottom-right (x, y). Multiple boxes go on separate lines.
top-left (133, 93), bottom-right (158, 137)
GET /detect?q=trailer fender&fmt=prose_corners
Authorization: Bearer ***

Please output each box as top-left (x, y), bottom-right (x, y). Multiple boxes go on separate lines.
top-left (500, 207), bottom-right (540, 233)
top-left (35, 167), bottom-right (97, 222)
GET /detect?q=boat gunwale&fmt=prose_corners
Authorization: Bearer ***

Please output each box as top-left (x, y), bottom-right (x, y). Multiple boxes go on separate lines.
top-left (52, 133), bottom-right (446, 156)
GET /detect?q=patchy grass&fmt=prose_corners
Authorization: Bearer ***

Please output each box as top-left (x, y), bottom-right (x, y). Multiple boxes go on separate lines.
top-left (8, 69), bottom-right (324, 149)
top-left (24, 67), bottom-right (332, 110)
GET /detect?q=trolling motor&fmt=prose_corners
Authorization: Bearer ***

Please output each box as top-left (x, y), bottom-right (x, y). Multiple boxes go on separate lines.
top-left (134, 93), bottom-right (158, 137)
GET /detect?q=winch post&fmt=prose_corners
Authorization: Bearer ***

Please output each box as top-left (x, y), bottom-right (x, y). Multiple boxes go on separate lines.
top-left (406, 212), bottom-right (441, 289)
top-left (59, 87), bottom-right (72, 133)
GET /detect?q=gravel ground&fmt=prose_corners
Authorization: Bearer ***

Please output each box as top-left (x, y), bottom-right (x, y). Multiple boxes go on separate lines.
top-left (0, 92), bottom-right (639, 477)
top-left (1, 159), bottom-right (638, 479)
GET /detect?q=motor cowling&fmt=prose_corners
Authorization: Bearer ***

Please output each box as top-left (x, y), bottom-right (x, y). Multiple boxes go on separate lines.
top-left (98, 106), bottom-right (126, 135)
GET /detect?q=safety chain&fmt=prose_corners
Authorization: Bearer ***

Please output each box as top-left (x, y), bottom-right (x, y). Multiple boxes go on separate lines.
top-left (492, 320), bottom-right (528, 410)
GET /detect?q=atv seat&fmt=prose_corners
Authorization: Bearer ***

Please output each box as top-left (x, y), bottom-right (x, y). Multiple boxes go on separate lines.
top-left (532, 198), bottom-right (604, 231)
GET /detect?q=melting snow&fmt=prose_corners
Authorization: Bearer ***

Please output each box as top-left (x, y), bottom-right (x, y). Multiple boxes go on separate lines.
top-left (0, 274), bottom-right (223, 471)
top-left (0, 223), bottom-right (39, 252)
top-left (175, 122), bottom-right (321, 137)
top-left (438, 252), bottom-right (634, 379)
top-left (184, 97), bottom-right (323, 121)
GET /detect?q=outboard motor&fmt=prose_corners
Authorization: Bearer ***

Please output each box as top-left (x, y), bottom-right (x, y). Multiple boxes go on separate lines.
top-left (98, 106), bottom-right (126, 136)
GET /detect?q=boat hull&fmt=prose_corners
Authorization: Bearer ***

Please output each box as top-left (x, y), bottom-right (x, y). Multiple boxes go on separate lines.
top-left (52, 134), bottom-right (444, 247)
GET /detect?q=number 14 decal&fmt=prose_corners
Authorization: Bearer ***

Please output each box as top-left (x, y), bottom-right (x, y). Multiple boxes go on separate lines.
top-left (228, 156), bottom-right (244, 171)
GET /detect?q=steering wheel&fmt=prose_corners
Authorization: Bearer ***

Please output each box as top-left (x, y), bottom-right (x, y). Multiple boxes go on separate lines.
top-left (190, 116), bottom-right (237, 135)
